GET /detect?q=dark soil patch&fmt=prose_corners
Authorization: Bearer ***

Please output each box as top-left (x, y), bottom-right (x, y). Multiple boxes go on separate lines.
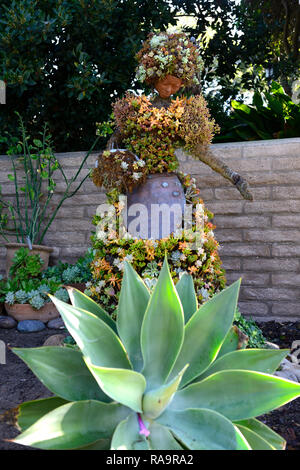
top-left (0, 321), bottom-right (299, 451)
top-left (0, 327), bottom-right (67, 450)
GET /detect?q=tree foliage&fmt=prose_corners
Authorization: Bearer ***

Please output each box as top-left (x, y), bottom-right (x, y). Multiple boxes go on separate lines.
top-left (0, 0), bottom-right (177, 152)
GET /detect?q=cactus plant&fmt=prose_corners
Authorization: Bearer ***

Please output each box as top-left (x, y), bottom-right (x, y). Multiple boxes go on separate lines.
top-left (9, 258), bottom-right (300, 450)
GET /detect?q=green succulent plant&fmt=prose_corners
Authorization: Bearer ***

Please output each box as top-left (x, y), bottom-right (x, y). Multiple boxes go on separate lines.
top-left (9, 258), bottom-right (300, 450)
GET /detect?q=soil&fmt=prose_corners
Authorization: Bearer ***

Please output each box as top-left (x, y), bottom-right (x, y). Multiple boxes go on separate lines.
top-left (0, 321), bottom-right (299, 451)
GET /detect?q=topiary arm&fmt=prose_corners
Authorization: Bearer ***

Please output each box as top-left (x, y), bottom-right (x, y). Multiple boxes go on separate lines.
top-left (188, 145), bottom-right (254, 201)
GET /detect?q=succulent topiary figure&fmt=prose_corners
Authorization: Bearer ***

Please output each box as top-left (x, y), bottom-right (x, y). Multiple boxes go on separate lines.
top-left (5, 259), bottom-right (300, 450)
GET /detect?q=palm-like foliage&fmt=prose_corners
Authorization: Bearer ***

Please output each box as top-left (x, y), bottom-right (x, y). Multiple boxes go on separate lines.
top-left (10, 258), bottom-right (300, 450)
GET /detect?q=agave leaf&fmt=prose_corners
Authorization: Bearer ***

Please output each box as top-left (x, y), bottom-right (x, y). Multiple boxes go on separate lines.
top-left (13, 347), bottom-right (111, 403)
top-left (198, 349), bottom-right (289, 381)
top-left (170, 370), bottom-right (300, 421)
top-left (175, 273), bottom-right (197, 323)
top-left (236, 424), bottom-right (275, 450)
top-left (143, 365), bottom-right (189, 419)
top-left (16, 397), bottom-right (68, 432)
top-left (111, 413), bottom-right (149, 450)
top-left (157, 408), bottom-right (250, 450)
top-left (49, 295), bottom-right (131, 369)
top-left (141, 257), bottom-right (184, 389)
top-left (67, 287), bottom-right (117, 333)
top-left (169, 280), bottom-right (240, 387)
top-left (84, 358), bottom-right (146, 413)
top-left (76, 438), bottom-right (111, 450)
top-left (148, 422), bottom-right (183, 450)
top-left (117, 261), bottom-right (150, 371)
top-left (217, 325), bottom-right (248, 358)
top-left (234, 418), bottom-right (286, 450)
top-left (13, 400), bottom-right (131, 450)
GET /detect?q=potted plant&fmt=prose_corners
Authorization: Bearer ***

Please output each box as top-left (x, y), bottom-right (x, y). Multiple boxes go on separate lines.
top-left (0, 114), bottom-right (100, 275)
top-left (41, 249), bottom-right (94, 293)
top-left (3, 247), bottom-right (68, 322)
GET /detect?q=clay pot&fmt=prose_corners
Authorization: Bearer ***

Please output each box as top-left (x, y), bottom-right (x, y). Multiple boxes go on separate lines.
top-left (5, 243), bottom-right (53, 277)
top-left (154, 75), bottom-right (183, 99)
top-left (4, 302), bottom-right (60, 322)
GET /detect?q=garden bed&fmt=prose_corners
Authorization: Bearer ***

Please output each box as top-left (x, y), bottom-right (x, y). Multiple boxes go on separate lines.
top-left (0, 322), bottom-right (299, 451)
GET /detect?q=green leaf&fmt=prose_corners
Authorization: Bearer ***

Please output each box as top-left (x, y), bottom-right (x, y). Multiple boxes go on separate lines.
top-left (13, 400), bottom-right (130, 450)
top-left (170, 370), bottom-right (300, 421)
top-left (111, 413), bottom-right (149, 450)
top-left (117, 261), bottom-right (150, 371)
top-left (17, 397), bottom-right (68, 431)
top-left (13, 347), bottom-right (110, 403)
top-left (157, 408), bottom-right (250, 450)
top-left (76, 438), bottom-right (111, 450)
top-left (236, 424), bottom-right (275, 450)
top-left (169, 280), bottom-right (240, 387)
top-left (141, 257), bottom-right (184, 389)
top-left (234, 418), bottom-right (286, 450)
top-left (84, 358), bottom-right (146, 412)
top-left (7, 174), bottom-right (15, 181)
top-left (67, 287), bottom-right (117, 333)
top-left (175, 273), bottom-right (197, 323)
top-left (143, 365), bottom-right (189, 419)
top-left (33, 139), bottom-right (43, 147)
top-left (49, 295), bottom-right (131, 369)
top-left (148, 422), bottom-right (183, 450)
top-left (198, 348), bottom-right (289, 380)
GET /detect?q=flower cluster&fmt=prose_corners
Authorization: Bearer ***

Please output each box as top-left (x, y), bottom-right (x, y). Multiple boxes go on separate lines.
top-left (88, 175), bottom-right (226, 315)
top-left (92, 148), bottom-right (148, 193)
top-left (135, 31), bottom-right (203, 86)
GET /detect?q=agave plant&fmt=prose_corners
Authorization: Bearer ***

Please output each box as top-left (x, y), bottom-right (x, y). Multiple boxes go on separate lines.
top-left (8, 258), bottom-right (300, 450)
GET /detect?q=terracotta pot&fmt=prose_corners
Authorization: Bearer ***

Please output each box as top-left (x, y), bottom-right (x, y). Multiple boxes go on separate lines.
top-left (4, 302), bottom-right (60, 322)
top-left (5, 243), bottom-right (53, 277)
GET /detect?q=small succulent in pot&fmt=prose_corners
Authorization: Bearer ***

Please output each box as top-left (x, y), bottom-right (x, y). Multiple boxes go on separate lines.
top-left (7, 259), bottom-right (300, 450)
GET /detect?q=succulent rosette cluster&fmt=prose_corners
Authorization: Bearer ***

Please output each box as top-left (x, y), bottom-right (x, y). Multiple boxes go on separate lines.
top-left (135, 31), bottom-right (203, 86)
top-left (92, 149), bottom-right (147, 193)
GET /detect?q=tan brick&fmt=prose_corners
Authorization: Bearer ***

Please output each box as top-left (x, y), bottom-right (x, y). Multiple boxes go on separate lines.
top-left (220, 257), bottom-right (241, 271)
top-left (272, 156), bottom-right (300, 171)
top-left (198, 188), bottom-right (214, 201)
top-left (272, 273), bottom-right (300, 286)
top-left (247, 171), bottom-right (300, 186)
top-left (272, 215), bottom-right (300, 228)
top-left (242, 140), bottom-right (300, 158)
top-left (55, 206), bottom-right (85, 218)
top-left (245, 199), bottom-right (300, 214)
top-left (226, 271), bottom-right (270, 286)
top-left (215, 215), bottom-right (271, 229)
top-left (244, 229), bottom-right (300, 242)
top-left (241, 287), bottom-right (300, 301)
top-left (44, 231), bottom-right (88, 245)
top-left (272, 244), bottom-right (300, 257)
top-left (272, 302), bottom-right (300, 316)
top-left (215, 187), bottom-right (271, 201)
top-left (220, 243), bottom-right (271, 257)
top-left (238, 301), bottom-right (269, 316)
top-left (273, 186), bottom-right (300, 199)
top-left (243, 258), bottom-right (299, 272)
top-left (214, 229), bottom-right (243, 242)
top-left (55, 151), bottom-right (98, 168)
top-left (50, 218), bottom-right (93, 231)
top-left (206, 201), bottom-right (244, 215)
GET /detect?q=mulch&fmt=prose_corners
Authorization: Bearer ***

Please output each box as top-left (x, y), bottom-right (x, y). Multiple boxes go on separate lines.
top-left (0, 321), bottom-right (299, 451)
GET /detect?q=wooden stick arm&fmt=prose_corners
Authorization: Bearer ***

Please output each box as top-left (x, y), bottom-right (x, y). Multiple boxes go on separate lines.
top-left (188, 145), bottom-right (254, 201)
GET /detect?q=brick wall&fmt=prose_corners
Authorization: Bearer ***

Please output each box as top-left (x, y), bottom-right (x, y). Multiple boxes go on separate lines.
top-left (1, 137), bottom-right (300, 321)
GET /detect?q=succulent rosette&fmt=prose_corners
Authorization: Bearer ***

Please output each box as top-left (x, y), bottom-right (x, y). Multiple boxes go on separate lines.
top-left (8, 259), bottom-right (300, 450)
top-left (135, 31), bottom-right (203, 86)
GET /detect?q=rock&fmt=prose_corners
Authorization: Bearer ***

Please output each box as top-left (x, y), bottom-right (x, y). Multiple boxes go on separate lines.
top-left (0, 315), bottom-right (17, 329)
top-left (47, 317), bottom-right (65, 329)
top-left (265, 341), bottom-right (280, 349)
top-left (43, 334), bottom-right (66, 347)
top-left (17, 320), bottom-right (46, 333)
top-left (275, 369), bottom-right (299, 383)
